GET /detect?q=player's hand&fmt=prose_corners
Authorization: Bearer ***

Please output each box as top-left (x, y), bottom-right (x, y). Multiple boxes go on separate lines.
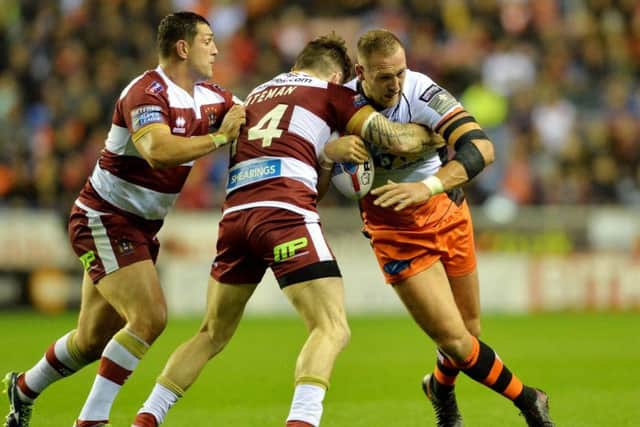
top-left (409, 123), bottom-right (447, 154)
top-left (218, 104), bottom-right (246, 142)
top-left (323, 135), bottom-right (369, 163)
top-left (371, 180), bottom-right (432, 211)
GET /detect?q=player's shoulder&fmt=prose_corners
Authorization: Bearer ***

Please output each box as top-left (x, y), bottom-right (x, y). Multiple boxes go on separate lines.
top-left (120, 69), bottom-right (168, 101)
top-left (402, 69), bottom-right (437, 97)
top-left (197, 80), bottom-right (233, 98)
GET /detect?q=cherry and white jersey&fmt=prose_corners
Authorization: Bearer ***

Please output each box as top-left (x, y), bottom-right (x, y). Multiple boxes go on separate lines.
top-left (345, 70), bottom-right (463, 187)
top-left (78, 66), bottom-right (235, 220)
top-left (223, 72), bottom-right (367, 216)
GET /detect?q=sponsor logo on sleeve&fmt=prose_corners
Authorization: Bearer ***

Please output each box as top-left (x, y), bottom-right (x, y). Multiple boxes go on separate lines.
top-left (419, 84), bottom-right (458, 115)
top-left (131, 105), bottom-right (163, 131)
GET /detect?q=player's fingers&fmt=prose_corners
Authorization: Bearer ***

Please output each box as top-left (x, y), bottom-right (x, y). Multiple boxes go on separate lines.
top-left (394, 197), bottom-right (414, 211)
top-left (370, 184), bottom-right (395, 195)
top-left (380, 194), bottom-right (406, 208)
top-left (372, 188), bottom-right (397, 205)
top-left (376, 191), bottom-right (405, 208)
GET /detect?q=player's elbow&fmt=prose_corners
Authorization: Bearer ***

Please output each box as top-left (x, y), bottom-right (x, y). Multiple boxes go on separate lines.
top-left (475, 139), bottom-right (495, 166)
top-left (144, 154), bottom-right (170, 169)
top-left (136, 133), bottom-right (172, 168)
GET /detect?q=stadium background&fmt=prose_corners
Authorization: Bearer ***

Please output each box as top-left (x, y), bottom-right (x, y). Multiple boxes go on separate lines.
top-left (0, 1), bottom-right (639, 426)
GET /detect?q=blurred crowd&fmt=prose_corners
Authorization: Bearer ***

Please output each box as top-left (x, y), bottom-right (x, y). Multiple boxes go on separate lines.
top-left (1, 0), bottom-right (640, 214)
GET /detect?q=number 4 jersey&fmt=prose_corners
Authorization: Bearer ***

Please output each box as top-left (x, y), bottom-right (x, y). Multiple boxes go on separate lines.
top-left (223, 72), bottom-right (371, 214)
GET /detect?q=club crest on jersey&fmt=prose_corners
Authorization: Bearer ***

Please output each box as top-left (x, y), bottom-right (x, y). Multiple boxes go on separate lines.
top-left (172, 116), bottom-right (186, 134)
top-left (145, 80), bottom-right (164, 95)
top-left (204, 106), bottom-right (218, 132)
top-left (117, 239), bottom-right (135, 256)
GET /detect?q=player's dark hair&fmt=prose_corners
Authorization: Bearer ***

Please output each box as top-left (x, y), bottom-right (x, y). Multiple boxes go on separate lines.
top-left (157, 11), bottom-right (210, 59)
top-left (292, 32), bottom-right (353, 83)
top-left (357, 29), bottom-right (403, 64)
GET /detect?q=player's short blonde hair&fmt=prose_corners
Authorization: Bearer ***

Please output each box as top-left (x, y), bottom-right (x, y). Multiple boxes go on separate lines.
top-left (357, 29), bottom-right (403, 64)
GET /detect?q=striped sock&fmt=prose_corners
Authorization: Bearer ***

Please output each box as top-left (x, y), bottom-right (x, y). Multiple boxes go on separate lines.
top-left (77, 329), bottom-right (149, 422)
top-left (430, 348), bottom-right (460, 398)
top-left (456, 336), bottom-right (536, 407)
top-left (19, 330), bottom-right (90, 401)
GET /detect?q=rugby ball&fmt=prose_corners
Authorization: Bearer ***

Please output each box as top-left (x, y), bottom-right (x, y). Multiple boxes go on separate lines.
top-left (330, 156), bottom-right (374, 200)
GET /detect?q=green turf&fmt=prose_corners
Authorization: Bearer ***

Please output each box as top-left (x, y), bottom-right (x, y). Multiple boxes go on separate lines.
top-left (1, 311), bottom-right (638, 426)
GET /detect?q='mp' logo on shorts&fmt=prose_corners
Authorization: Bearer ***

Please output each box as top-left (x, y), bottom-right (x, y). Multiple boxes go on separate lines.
top-left (79, 250), bottom-right (96, 272)
top-left (273, 237), bottom-right (308, 262)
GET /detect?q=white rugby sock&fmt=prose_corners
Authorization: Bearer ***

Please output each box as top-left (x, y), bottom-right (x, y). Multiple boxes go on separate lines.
top-left (137, 383), bottom-right (181, 424)
top-left (78, 329), bottom-right (148, 421)
top-left (24, 330), bottom-right (88, 398)
top-left (286, 383), bottom-right (326, 427)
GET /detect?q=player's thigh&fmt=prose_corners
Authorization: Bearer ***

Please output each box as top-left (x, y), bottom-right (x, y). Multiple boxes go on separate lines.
top-left (199, 277), bottom-right (257, 340)
top-left (283, 276), bottom-right (347, 333)
top-left (75, 271), bottom-right (126, 357)
top-left (95, 259), bottom-right (166, 328)
top-left (393, 260), bottom-right (467, 343)
top-left (449, 268), bottom-right (481, 337)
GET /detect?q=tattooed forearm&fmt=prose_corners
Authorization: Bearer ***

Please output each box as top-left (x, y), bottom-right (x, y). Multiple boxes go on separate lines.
top-left (363, 114), bottom-right (440, 155)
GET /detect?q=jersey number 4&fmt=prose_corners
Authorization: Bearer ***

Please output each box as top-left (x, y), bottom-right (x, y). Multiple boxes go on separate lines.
top-left (247, 103), bottom-right (288, 147)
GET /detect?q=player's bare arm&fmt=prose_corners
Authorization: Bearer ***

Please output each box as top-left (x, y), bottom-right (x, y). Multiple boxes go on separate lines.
top-left (134, 104), bottom-right (246, 168)
top-left (322, 135), bottom-right (370, 164)
top-left (347, 108), bottom-right (444, 155)
top-left (371, 109), bottom-right (494, 211)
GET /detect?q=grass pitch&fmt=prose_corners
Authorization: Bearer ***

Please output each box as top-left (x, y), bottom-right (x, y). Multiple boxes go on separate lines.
top-left (1, 311), bottom-right (638, 426)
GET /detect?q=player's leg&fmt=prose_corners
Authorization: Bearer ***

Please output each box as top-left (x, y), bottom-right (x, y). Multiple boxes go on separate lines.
top-left (132, 277), bottom-right (257, 427)
top-left (282, 276), bottom-right (350, 427)
top-left (395, 262), bottom-right (554, 426)
top-left (75, 259), bottom-right (167, 427)
top-left (3, 273), bottom-right (124, 427)
top-left (425, 270), bottom-right (481, 405)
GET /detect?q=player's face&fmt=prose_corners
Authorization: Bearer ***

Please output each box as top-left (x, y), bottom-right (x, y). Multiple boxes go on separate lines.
top-left (358, 46), bottom-right (407, 109)
top-left (188, 23), bottom-right (218, 80)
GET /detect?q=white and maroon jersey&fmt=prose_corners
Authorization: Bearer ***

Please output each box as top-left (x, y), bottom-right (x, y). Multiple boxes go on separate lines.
top-left (345, 70), bottom-right (463, 187)
top-left (223, 72), bottom-right (367, 216)
top-left (77, 65), bottom-right (235, 220)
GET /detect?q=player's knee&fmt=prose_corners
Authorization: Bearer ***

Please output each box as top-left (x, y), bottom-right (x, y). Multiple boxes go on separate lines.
top-left (334, 319), bottom-right (351, 351)
top-left (75, 333), bottom-right (109, 361)
top-left (130, 308), bottom-right (168, 343)
top-left (465, 319), bottom-right (481, 338)
top-left (435, 333), bottom-right (469, 362)
top-left (320, 317), bottom-right (351, 352)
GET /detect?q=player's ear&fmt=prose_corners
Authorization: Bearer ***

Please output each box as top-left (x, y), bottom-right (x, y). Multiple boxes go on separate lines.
top-left (355, 63), bottom-right (365, 80)
top-left (175, 39), bottom-right (189, 60)
top-left (328, 71), bottom-right (343, 85)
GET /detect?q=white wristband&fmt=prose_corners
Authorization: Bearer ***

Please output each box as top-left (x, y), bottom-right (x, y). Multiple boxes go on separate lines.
top-left (422, 175), bottom-right (444, 195)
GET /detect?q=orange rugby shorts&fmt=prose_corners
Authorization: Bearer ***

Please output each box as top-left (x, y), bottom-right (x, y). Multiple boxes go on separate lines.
top-left (360, 192), bottom-right (477, 284)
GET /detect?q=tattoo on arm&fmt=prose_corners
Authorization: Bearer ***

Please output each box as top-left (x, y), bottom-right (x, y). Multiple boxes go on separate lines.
top-left (363, 114), bottom-right (423, 153)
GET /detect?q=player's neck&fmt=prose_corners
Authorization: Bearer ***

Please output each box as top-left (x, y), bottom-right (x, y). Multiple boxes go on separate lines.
top-left (159, 62), bottom-right (198, 96)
